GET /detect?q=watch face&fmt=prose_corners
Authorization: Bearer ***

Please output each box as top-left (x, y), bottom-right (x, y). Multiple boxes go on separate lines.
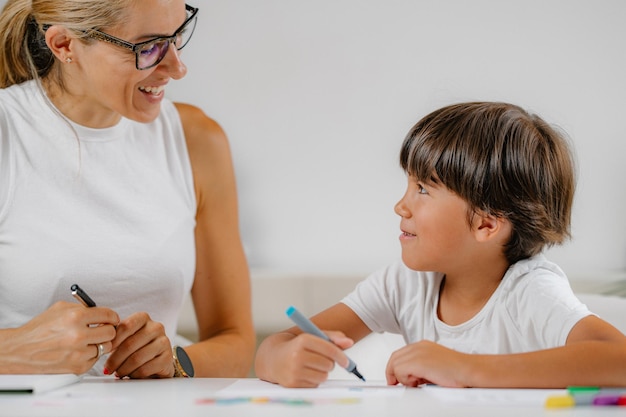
top-left (175, 346), bottom-right (195, 378)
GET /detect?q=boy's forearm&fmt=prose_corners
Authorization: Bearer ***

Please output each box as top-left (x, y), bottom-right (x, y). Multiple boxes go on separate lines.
top-left (467, 341), bottom-right (626, 388)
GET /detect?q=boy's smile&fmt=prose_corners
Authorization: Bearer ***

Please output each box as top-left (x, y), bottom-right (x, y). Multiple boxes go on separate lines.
top-left (394, 176), bottom-right (475, 273)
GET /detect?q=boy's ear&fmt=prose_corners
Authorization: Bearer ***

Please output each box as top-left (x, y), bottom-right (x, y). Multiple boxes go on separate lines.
top-left (44, 25), bottom-right (74, 63)
top-left (473, 211), bottom-right (511, 243)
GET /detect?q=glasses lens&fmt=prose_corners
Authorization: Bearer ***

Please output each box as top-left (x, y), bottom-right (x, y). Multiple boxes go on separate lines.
top-left (175, 13), bottom-right (197, 51)
top-left (134, 6), bottom-right (198, 70)
top-left (136, 40), bottom-right (170, 70)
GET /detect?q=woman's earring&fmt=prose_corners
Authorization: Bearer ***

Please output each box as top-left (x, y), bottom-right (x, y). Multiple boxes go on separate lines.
top-left (65, 57), bottom-right (72, 64)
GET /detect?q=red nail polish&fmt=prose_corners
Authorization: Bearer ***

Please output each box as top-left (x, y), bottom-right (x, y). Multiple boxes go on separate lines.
top-left (103, 367), bottom-right (110, 375)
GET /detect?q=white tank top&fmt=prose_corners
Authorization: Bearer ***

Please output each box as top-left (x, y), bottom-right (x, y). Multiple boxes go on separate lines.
top-left (0, 80), bottom-right (197, 373)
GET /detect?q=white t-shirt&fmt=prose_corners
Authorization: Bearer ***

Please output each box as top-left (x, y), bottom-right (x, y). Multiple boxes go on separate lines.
top-left (0, 80), bottom-right (197, 374)
top-left (341, 255), bottom-right (592, 353)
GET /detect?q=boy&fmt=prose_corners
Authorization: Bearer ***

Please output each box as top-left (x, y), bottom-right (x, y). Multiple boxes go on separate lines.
top-left (255, 102), bottom-right (626, 388)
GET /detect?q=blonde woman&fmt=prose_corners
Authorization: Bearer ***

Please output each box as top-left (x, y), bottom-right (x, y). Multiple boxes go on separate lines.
top-left (0, 0), bottom-right (254, 378)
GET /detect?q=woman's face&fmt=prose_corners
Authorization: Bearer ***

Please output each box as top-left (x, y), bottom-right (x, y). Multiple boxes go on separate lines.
top-left (62, 0), bottom-right (190, 127)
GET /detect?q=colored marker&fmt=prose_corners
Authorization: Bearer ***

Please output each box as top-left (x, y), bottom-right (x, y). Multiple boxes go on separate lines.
top-left (593, 394), bottom-right (621, 406)
top-left (545, 395), bottom-right (575, 408)
top-left (567, 386), bottom-right (600, 406)
top-left (547, 388), bottom-right (626, 408)
top-left (286, 306), bottom-right (366, 382)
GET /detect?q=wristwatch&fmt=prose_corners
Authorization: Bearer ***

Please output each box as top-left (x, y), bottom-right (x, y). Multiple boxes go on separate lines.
top-left (172, 346), bottom-right (194, 378)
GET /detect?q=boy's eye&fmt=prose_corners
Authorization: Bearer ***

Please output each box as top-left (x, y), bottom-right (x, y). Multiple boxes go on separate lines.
top-left (417, 183), bottom-right (428, 194)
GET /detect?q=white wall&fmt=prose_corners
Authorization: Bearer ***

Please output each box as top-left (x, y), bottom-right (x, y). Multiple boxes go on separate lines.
top-left (6, 0), bottom-right (624, 278)
top-left (170, 0), bottom-right (626, 279)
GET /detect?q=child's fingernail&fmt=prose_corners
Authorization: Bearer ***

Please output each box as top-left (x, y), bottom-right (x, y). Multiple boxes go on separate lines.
top-left (103, 367), bottom-right (110, 375)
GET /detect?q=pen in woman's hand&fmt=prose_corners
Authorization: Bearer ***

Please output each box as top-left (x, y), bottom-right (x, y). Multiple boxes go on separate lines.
top-left (71, 284), bottom-right (97, 307)
top-left (70, 284), bottom-right (114, 365)
top-left (71, 284), bottom-right (117, 330)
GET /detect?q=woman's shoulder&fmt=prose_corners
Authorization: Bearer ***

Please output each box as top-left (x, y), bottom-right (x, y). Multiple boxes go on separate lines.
top-left (171, 102), bottom-right (236, 201)
top-left (172, 102), bottom-right (229, 156)
top-left (173, 102), bottom-right (224, 136)
top-left (0, 81), bottom-right (36, 113)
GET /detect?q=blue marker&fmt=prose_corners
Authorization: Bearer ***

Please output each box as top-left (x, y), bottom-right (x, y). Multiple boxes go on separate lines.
top-left (286, 306), bottom-right (365, 382)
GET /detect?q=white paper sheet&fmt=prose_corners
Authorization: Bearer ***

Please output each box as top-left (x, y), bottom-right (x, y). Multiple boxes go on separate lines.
top-left (422, 385), bottom-right (566, 406)
top-left (0, 374), bottom-right (81, 394)
top-left (217, 379), bottom-right (405, 399)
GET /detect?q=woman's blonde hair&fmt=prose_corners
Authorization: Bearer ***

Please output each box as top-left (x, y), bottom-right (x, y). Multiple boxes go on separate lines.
top-left (0, 0), bottom-right (132, 88)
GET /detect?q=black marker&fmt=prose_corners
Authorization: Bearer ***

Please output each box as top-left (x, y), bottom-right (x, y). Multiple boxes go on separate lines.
top-left (71, 284), bottom-right (96, 307)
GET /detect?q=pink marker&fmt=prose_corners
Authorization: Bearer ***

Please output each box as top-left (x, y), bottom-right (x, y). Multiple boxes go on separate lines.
top-left (593, 394), bottom-right (621, 406)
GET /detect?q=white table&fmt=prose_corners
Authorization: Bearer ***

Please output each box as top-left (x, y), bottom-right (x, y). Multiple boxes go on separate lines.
top-left (0, 377), bottom-right (623, 417)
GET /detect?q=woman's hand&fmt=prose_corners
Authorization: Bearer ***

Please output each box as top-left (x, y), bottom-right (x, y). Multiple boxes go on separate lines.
top-left (104, 312), bottom-right (174, 378)
top-left (6, 301), bottom-right (119, 375)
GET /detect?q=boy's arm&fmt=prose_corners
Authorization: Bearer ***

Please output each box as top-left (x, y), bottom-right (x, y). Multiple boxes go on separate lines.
top-left (386, 315), bottom-right (626, 388)
top-left (254, 303), bottom-right (371, 387)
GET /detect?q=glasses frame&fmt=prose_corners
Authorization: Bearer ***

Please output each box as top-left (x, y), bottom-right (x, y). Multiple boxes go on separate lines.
top-left (83, 4), bottom-right (199, 70)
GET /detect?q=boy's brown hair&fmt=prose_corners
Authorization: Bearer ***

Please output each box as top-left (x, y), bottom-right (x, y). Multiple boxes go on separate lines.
top-left (400, 102), bottom-right (576, 264)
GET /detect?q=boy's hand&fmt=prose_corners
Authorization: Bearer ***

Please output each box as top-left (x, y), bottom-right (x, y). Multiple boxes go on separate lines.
top-left (271, 330), bottom-right (354, 388)
top-left (385, 340), bottom-right (470, 387)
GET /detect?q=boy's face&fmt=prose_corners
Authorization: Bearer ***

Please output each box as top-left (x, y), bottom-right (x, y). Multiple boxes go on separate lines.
top-left (394, 176), bottom-right (476, 272)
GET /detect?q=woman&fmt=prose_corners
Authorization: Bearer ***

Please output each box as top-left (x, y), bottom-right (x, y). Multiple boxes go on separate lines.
top-left (0, 0), bottom-right (255, 378)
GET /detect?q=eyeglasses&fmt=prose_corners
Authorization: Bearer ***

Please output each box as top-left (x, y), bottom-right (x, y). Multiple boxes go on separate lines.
top-left (83, 4), bottom-right (199, 70)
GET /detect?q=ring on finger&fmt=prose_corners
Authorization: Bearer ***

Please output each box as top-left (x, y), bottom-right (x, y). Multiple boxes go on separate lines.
top-left (95, 343), bottom-right (105, 360)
